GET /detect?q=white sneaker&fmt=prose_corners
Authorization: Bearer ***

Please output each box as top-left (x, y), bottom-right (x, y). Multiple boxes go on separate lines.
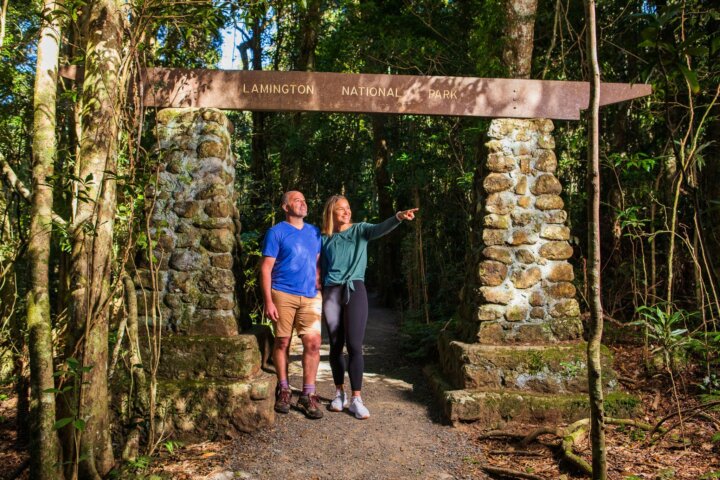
top-left (329, 391), bottom-right (348, 412)
top-left (348, 396), bottom-right (370, 419)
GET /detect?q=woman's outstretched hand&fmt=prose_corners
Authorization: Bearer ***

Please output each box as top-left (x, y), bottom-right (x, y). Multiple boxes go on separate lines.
top-left (396, 208), bottom-right (419, 221)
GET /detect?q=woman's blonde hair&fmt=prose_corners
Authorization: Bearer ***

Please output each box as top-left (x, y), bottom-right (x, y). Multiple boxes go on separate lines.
top-left (322, 195), bottom-right (348, 236)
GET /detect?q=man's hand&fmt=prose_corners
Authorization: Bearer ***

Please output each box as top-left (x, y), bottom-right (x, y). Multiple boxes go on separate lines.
top-left (264, 301), bottom-right (280, 322)
top-left (260, 256), bottom-right (279, 322)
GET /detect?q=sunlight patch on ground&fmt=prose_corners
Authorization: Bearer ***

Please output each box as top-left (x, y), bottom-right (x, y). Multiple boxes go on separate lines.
top-left (287, 356), bottom-right (413, 390)
top-left (285, 332), bottom-right (411, 389)
top-left (363, 374), bottom-right (413, 390)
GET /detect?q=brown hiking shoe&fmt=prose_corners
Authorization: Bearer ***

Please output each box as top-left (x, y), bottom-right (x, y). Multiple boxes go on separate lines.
top-left (296, 394), bottom-right (324, 419)
top-left (274, 386), bottom-right (292, 414)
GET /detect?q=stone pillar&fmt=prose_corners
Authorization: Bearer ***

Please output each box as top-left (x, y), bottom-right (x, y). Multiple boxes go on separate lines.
top-left (430, 119), bottom-right (636, 425)
top-left (139, 108), bottom-right (238, 335)
top-left (460, 118), bottom-right (583, 343)
top-left (134, 108), bottom-right (276, 439)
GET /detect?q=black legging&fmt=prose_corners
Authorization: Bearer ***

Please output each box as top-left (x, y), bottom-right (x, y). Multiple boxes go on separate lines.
top-left (322, 281), bottom-right (368, 392)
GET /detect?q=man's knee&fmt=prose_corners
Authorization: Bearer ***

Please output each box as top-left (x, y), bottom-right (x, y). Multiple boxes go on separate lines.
top-left (274, 336), bottom-right (291, 351)
top-left (301, 334), bottom-right (321, 355)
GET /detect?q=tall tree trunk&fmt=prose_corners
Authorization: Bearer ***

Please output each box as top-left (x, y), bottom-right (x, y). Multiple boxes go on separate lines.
top-left (503, 0), bottom-right (538, 79)
top-left (585, 0), bottom-right (607, 478)
top-left (372, 114), bottom-right (401, 306)
top-left (0, 0), bottom-right (8, 49)
top-left (284, 0), bottom-right (322, 187)
top-left (413, 188), bottom-right (430, 324)
top-left (460, 0), bottom-right (538, 327)
top-left (249, 13), bottom-right (268, 198)
top-left (120, 274), bottom-right (148, 462)
top-left (57, 1), bottom-right (89, 319)
top-left (67, 0), bottom-right (124, 477)
top-left (295, 0), bottom-right (321, 72)
top-left (27, 0), bottom-right (64, 477)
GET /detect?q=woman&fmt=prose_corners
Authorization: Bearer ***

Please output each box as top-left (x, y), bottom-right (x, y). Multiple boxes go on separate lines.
top-left (320, 195), bottom-right (417, 419)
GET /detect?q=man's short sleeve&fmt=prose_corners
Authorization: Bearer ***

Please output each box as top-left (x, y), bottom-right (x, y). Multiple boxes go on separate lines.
top-left (312, 225), bottom-right (321, 255)
top-left (261, 228), bottom-right (280, 258)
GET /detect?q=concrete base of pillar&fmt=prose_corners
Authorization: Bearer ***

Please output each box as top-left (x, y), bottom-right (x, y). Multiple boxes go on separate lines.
top-left (128, 327), bottom-right (277, 441)
top-left (155, 371), bottom-right (276, 440)
top-left (438, 333), bottom-right (618, 392)
top-left (429, 332), bottom-right (638, 426)
top-left (425, 364), bottom-right (639, 427)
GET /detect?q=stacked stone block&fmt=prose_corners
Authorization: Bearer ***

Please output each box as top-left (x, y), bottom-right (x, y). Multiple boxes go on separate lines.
top-left (138, 108), bottom-right (239, 335)
top-left (134, 108), bottom-right (275, 439)
top-left (461, 118), bottom-right (583, 344)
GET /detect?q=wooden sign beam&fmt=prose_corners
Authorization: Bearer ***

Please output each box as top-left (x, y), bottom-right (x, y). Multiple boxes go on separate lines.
top-left (60, 67), bottom-right (651, 120)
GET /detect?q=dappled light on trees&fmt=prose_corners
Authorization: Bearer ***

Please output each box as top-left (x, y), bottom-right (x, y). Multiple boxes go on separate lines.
top-left (0, 0), bottom-right (717, 478)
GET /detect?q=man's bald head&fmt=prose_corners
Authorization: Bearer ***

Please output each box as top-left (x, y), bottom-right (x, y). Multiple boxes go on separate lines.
top-left (281, 190), bottom-right (301, 207)
top-left (281, 191), bottom-right (307, 220)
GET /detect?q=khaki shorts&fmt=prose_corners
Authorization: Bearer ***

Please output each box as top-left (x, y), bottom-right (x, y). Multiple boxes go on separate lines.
top-left (271, 289), bottom-right (322, 338)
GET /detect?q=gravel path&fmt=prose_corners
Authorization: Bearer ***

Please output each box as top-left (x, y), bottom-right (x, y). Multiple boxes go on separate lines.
top-left (226, 296), bottom-right (485, 479)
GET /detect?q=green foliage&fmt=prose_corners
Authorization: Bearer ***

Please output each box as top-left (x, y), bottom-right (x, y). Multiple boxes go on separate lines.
top-left (47, 357), bottom-right (93, 445)
top-left (398, 315), bottom-right (450, 362)
top-left (125, 455), bottom-right (151, 472)
top-left (142, 1), bottom-right (230, 68)
top-left (527, 351), bottom-right (545, 374)
top-left (162, 440), bottom-right (184, 456)
top-left (629, 428), bottom-right (646, 442)
top-left (634, 304), bottom-right (695, 371)
top-left (559, 360), bottom-right (583, 379)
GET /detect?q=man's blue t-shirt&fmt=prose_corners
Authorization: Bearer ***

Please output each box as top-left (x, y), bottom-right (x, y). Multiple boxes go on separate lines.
top-left (262, 222), bottom-right (321, 298)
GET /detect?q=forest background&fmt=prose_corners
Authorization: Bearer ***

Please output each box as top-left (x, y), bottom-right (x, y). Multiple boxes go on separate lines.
top-left (0, 0), bottom-right (718, 479)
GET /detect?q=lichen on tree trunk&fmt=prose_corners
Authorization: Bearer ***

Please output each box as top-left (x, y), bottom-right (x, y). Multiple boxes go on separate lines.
top-left (27, 0), bottom-right (64, 477)
top-left (503, 0), bottom-right (538, 79)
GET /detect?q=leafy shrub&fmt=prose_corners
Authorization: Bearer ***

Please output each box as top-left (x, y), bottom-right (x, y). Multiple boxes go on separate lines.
top-left (398, 314), bottom-right (451, 362)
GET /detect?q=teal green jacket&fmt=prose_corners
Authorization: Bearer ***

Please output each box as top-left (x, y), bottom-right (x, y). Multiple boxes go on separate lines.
top-left (321, 216), bottom-right (402, 291)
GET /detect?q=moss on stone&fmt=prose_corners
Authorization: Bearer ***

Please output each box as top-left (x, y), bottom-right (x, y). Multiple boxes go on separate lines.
top-left (148, 335), bottom-right (260, 380)
top-left (441, 341), bottom-right (618, 394)
top-left (177, 172), bottom-right (193, 186)
top-left (153, 371), bottom-right (276, 441)
top-left (157, 108), bottom-right (194, 125)
top-left (442, 387), bottom-right (591, 425)
top-left (430, 381), bottom-right (639, 426)
top-left (604, 391), bottom-right (641, 417)
top-left (550, 316), bottom-right (583, 340)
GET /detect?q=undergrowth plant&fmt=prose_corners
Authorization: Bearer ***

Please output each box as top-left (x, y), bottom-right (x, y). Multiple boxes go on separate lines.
top-left (634, 304), bottom-right (696, 372)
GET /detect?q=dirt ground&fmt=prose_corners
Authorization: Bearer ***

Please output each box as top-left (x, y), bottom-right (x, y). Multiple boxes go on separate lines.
top-left (1, 298), bottom-right (719, 479)
top-left (219, 299), bottom-right (481, 480)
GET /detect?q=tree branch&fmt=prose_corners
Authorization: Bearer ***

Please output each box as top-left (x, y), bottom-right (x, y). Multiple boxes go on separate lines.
top-left (481, 464), bottom-right (544, 480)
top-left (0, 153), bottom-right (67, 226)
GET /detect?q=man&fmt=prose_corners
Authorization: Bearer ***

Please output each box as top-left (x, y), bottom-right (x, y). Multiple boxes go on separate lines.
top-left (260, 191), bottom-right (323, 419)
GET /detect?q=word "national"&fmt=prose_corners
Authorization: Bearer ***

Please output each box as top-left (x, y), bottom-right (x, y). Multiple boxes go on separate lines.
top-left (341, 86), bottom-right (402, 97)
